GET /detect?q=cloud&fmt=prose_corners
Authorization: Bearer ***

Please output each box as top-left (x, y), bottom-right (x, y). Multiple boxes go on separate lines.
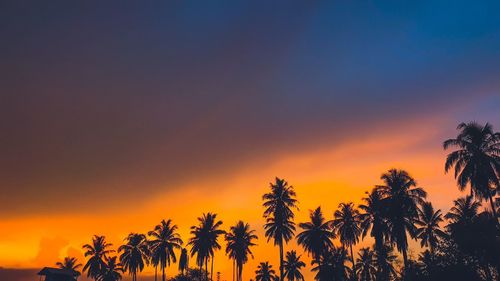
top-left (0, 1), bottom-right (499, 216)
top-left (32, 237), bottom-right (68, 266)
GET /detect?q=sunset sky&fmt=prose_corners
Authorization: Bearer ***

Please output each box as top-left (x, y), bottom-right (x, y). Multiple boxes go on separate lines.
top-left (1, 1), bottom-right (500, 281)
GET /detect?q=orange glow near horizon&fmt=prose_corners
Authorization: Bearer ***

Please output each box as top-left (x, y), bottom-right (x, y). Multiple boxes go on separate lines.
top-left (0, 118), bottom-right (467, 281)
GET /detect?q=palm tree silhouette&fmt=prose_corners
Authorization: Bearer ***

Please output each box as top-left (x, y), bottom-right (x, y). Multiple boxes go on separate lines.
top-left (311, 246), bottom-right (349, 281)
top-left (359, 189), bottom-right (387, 254)
top-left (83, 235), bottom-right (114, 280)
top-left (148, 219), bottom-right (184, 281)
top-left (376, 169), bottom-right (426, 272)
top-left (98, 256), bottom-right (124, 281)
top-left (331, 202), bottom-right (362, 280)
top-left (262, 177), bottom-right (298, 281)
top-left (179, 248), bottom-right (189, 276)
top-left (255, 262), bottom-right (278, 281)
top-left (188, 212), bottom-right (225, 281)
top-left (414, 202), bottom-right (446, 254)
top-left (118, 233), bottom-right (150, 281)
top-left (443, 122), bottom-right (500, 221)
top-left (283, 250), bottom-right (305, 281)
top-left (297, 207), bottom-right (335, 259)
top-left (56, 256), bottom-right (82, 275)
top-left (225, 220), bottom-right (258, 281)
top-left (445, 195), bottom-right (481, 225)
top-left (355, 248), bottom-right (376, 281)
top-left (373, 245), bottom-right (397, 281)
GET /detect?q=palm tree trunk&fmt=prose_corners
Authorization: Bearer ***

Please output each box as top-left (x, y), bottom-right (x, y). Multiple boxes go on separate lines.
top-left (211, 256), bottom-right (214, 281)
top-left (155, 266), bottom-right (158, 281)
top-left (162, 265), bottom-right (166, 281)
top-left (350, 244), bottom-right (357, 281)
top-left (238, 262), bottom-right (243, 281)
top-left (402, 249), bottom-right (408, 280)
top-left (200, 264), bottom-right (203, 281)
top-left (205, 258), bottom-right (209, 281)
top-left (279, 240), bottom-right (284, 281)
top-left (232, 259), bottom-right (235, 281)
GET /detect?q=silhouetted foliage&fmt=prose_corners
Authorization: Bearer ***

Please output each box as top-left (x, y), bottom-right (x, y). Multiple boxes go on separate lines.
top-left (179, 248), bottom-right (189, 275)
top-left (331, 202), bottom-right (362, 279)
top-left (311, 246), bottom-right (349, 281)
top-left (148, 219), bottom-right (183, 281)
top-left (188, 212), bottom-right (225, 281)
top-left (443, 122), bottom-right (500, 220)
top-left (263, 177), bottom-right (298, 281)
top-left (56, 257), bottom-right (82, 275)
top-left (83, 235), bottom-right (114, 280)
top-left (377, 169), bottom-right (427, 272)
top-left (414, 202), bottom-right (446, 254)
top-left (168, 268), bottom-right (208, 281)
top-left (355, 248), bottom-right (376, 281)
top-left (225, 220), bottom-right (258, 281)
top-left (119, 233), bottom-right (150, 281)
top-left (66, 122), bottom-right (499, 281)
top-left (98, 256), bottom-right (124, 281)
top-left (283, 250), bottom-right (305, 281)
top-left (255, 262), bottom-right (278, 281)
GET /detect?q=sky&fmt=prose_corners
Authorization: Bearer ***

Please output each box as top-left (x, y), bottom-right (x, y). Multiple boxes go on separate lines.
top-left (0, 1), bottom-right (500, 281)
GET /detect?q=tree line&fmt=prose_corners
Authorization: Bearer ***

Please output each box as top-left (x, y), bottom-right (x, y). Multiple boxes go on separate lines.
top-left (53, 122), bottom-right (499, 281)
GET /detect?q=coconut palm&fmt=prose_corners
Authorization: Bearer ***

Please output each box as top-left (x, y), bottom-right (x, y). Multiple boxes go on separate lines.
top-left (225, 221), bottom-right (258, 281)
top-left (376, 169), bottom-right (426, 271)
top-left (188, 212), bottom-right (225, 281)
top-left (445, 195), bottom-right (481, 226)
top-left (443, 122), bottom-right (500, 220)
top-left (56, 257), bottom-right (82, 275)
top-left (311, 246), bottom-right (349, 281)
top-left (98, 256), bottom-right (124, 281)
top-left (179, 248), bottom-right (189, 275)
top-left (83, 235), bottom-right (114, 280)
top-left (118, 233), bottom-right (150, 281)
top-left (283, 250), bottom-right (305, 281)
top-left (355, 248), bottom-right (376, 281)
top-left (373, 245), bottom-right (397, 281)
top-left (255, 262), bottom-right (278, 281)
top-left (358, 189), bottom-right (388, 253)
top-left (331, 202), bottom-right (362, 279)
top-left (414, 202), bottom-right (446, 254)
top-left (262, 177), bottom-right (298, 281)
top-left (148, 219), bottom-right (183, 281)
top-left (297, 207), bottom-right (335, 260)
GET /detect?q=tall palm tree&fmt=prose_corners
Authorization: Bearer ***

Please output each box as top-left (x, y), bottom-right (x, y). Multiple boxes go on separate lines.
top-left (262, 177), bottom-right (298, 281)
top-left (83, 235), bottom-right (114, 280)
top-left (358, 189), bottom-right (387, 253)
top-left (56, 257), bottom-right (82, 275)
top-left (414, 202), bottom-right (446, 254)
top-left (297, 207), bottom-right (335, 260)
top-left (179, 248), bottom-right (189, 275)
top-left (443, 122), bottom-right (500, 220)
top-left (283, 250), bottom-right (305, 281)
top-left (148, 219), bottom-right (183, 281)
top-left (98, 256), bottom-right (124, 281)
top-left (376, 169), bottom-right (426, 271)
top-left (225, 221), bottom-right (258, 281)
top-left (355, 248), bottom-right (376, 281)
top-left (255, 262), bottom-right (278, 281)
top-left (331, 202), bottom-right (362, 279)
top-left (188, 212), bottom-right (225, 281)
top-left (118, 233), bottom-right (150, 281)
top-left (445, 195), bottom-right (481, 225)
